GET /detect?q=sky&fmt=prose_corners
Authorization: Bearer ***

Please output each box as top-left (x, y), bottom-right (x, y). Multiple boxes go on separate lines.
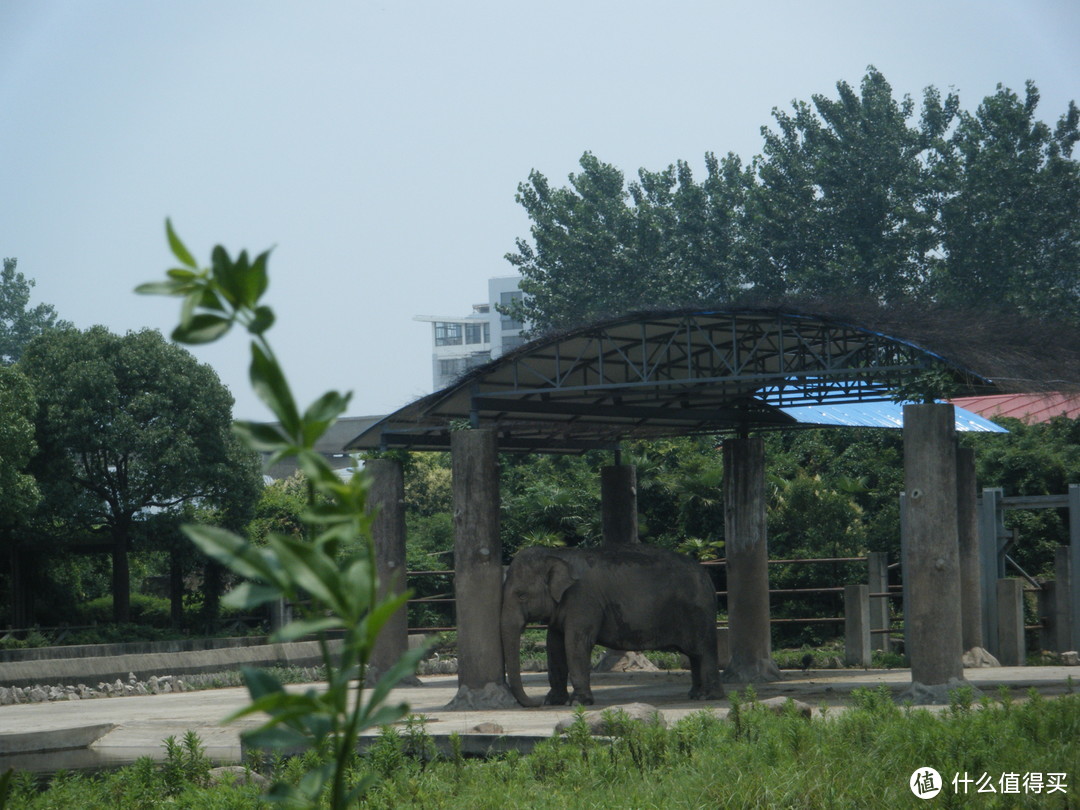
top-left (2, 1), bottom-right (1078, 422)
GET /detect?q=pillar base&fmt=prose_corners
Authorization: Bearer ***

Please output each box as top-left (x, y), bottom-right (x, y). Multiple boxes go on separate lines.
top-left (444, 681), bottom-right (519, 711)
top-left (722, 657), bottom-right (781, 683)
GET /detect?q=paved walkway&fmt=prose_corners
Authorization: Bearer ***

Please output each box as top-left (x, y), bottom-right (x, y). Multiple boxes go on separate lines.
top-left (1, 666), bottom-right (1076, 773)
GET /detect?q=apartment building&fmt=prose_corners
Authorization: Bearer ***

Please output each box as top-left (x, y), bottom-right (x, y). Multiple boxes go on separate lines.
top-left (415, 276), bottom-right (527, 391)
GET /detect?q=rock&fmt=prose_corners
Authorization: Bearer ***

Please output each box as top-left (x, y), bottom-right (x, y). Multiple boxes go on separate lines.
top-left (0, 687), bottom-right (12, 706)
top-left (1061, 651), bottom-right (1080, 666)
top-left (555, 702), bottom-right (667, 735)
top-left (962, 647), bottom-right (1001, 668)
top-left (756, 696), bottom-right (813, 719)
top-left (148, 676), bottom-right (160, 694)
top-left (899, 678), bottom-right (981, 706)
top-left (593, 650), bottom-right (659, 673)
top-left (28, 687), bottom-right (47, 703)
top-left (469, 722), bottom-right (504, 734)
top-left (208, 766), bottom-right (270, 789)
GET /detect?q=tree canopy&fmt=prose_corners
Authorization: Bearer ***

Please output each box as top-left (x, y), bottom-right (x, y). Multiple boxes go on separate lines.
top-left (1, 258), bottom-right (71, 364)
top-left (19, 326), bottom-right (262, 622)
top-left (507, 68), bottom-right (1079, 333)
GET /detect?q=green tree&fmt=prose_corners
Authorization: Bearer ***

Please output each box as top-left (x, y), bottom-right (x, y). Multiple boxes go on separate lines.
top-left (19, 326), bottom-right (262, 623)
top-left (508, 68), bottom-right (1077, 327)
top-left (745, 67), bottom-right (957, 302)
top-left (506, 151), bottom-right (751, 333)
top-left (933, 82), bottom-right (1080, 321)
top-left (1, 258), bottom-right (71, 364)
top-left (0, 364), bottom-right (41, 626)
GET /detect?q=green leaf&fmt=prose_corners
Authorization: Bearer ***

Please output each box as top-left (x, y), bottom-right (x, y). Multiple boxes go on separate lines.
top-left (232, 420), bottom-right (291, 452)
top-left (173, 313), bottom-right (231, 345)
top-left (363, 645), bottom-right (429, 713)
top-left (249, 305), bottom-right (275, 335)
top-left (250, 341), bottom-right (300, 435)
top-left (166, 218), bottom-right (198, 269)
top-left (135, 280), bottom-right (187, 296)
top-left (183, 524), bottom-right (284, 585)
top-left (265, 534), bottom-right (346, 614)
top-left (301, 390), bottom-right (351, 446)
top-left (222, 580), bottom-right (283, 611)
top-left (240, 725), bottom-right (311, 753)
top-left (271, 616), bottom-right (345, 643)
top-left (242, 667), bottom-right (286, 700)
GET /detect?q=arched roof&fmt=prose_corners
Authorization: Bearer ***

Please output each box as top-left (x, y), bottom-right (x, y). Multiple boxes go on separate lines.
top-left (347, 307), bottom-right (1001, 454)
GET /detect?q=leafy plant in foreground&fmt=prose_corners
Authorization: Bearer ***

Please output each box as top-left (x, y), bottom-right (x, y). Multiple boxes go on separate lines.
top-left (138, 221), bottom-right (427, 807)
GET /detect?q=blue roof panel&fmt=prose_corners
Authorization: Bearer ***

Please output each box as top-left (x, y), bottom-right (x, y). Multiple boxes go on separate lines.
top-left (780, 402), bottom-right (1008, 433)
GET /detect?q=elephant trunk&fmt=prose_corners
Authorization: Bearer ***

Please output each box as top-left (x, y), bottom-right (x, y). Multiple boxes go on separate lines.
top-left (501, 606), bottom-right (540, 707)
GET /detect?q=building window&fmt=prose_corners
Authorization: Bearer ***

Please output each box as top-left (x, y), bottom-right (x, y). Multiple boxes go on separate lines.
top-left (435, 322), bottom-right (463, 346)
top-left (438, 358), bottom-right (467, 378)
top-left (500, 291), bottom-right (523, 330)
top-left (465, 321), bottom-right (490, 345)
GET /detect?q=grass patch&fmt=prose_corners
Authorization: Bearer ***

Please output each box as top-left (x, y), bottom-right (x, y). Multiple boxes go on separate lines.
top-left (9, 688), bottom-right (1079, 808)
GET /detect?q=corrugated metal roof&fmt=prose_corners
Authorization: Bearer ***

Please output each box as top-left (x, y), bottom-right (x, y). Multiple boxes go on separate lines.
top-left (781, 401), bottom-right (1008, 432)
top-left (949, 393), bottom-right (1080, 425)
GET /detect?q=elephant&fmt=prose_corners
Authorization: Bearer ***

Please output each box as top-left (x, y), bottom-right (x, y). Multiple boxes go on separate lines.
top-left (501, 544), bottom-right (724, 707)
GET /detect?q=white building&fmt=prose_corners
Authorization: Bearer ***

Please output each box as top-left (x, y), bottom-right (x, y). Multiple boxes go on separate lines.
top-left (415, 276), bottom-right (527, 391)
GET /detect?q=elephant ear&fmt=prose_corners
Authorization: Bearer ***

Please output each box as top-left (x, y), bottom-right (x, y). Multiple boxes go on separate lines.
top-left (546, 557), bottom-right (576, 602)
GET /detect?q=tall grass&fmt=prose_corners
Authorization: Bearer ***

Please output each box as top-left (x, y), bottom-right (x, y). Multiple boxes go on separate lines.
top-left (9, 688), bottom-right (1079, 809)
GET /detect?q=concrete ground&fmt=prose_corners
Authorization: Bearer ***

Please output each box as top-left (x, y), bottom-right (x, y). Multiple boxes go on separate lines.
top-left (1, 665), bottom-right (1076, 774)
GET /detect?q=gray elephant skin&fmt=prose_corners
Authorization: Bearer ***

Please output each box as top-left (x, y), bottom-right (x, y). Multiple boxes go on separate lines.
top-left (500, 544), bottom-right (724, 707)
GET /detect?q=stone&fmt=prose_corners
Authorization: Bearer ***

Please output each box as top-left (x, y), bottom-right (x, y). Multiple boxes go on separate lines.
top-left (28, 687), bottom-right (47, 703)
top-left (148, 676), bottom-right (160, 694)
top-left (555, 702), bottom-right (667, 735)
top-left (208, 766), bottom-right (270, 789)
top-left (899, 678), bottom-right (981, 706)
top-left (1061, 651), bottom-right (1080, 666)
top-left (962, 647), bottom-right (1001, 668)
top-left (593, 650), bottom-right (659, 673)
top-left (469, 722), bottom-right (504, 734)
top-left (0, 687), bottom-right (12, 706)
top-left (756, 696), bottom-right (813, 719)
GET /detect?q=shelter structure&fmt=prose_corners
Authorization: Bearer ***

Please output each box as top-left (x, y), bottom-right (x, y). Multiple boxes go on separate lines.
top-left (347, 307), bottom-right (1056, 707)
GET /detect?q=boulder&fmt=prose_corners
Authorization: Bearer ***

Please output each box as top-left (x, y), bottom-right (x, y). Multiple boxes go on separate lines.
top-left (555, 702), bottom-right (667, 735)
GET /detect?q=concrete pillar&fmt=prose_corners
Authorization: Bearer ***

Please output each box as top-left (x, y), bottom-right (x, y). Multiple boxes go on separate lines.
top-left (601, 465), bottom-right (639, 545)
top-left (721, 437), bottom-right (780, 683)
top-left (1053, 546), bottom-right (1073, 652)
top-left (367, 458), bottom-right (410, 678)
top-left (844, 584), bottom-right (871, 667)
top-left (979, 487), bottom-right (1005, 656)
top-left (867, 551), bottom-right (890, 652)
top-left (902, 404), bottom-right (965, 687)
top-left (1070, 485), bottom-right (1080, 651)
top-left (956, 447), bottom-right (984, 651)
top-left (996, 578), bottom-right (1026, 666)
top-left (447, 429), bottom-right (516, 709)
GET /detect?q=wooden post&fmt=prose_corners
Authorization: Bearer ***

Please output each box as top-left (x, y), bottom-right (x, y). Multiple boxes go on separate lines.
top-left (447, 429), bottom-right (516, 708)
top-left (996, 578), bottom-right (1026, 666)
top-left (722, 437), bottom-right (780, 683)
top-left (844, 584), bottom-right (871, 667)
top-left (1070, 485), bottom-right (1080, 652)
top-left (979, 487), bottom-right (1005, 657)
top-left (601, 465), bottom-right (639, 545)
top-left (367, 458), bottom-right (410, 679)
top-left (867, 551), bottom-right (890, 652)
top-left (956, 447), bottom-right (984, 651)
top-left (902, 404), bottom-right (965, 687)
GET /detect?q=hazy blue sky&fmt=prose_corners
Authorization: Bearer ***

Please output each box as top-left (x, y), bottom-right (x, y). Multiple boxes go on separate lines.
top-left (3, 1), bottom-right (1077, 420)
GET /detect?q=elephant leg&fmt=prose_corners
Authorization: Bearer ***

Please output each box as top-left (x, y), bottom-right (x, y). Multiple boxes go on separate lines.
top-left (565, 627), bottom-right (595, 705)
top-left (543, 626), bottom-right (570, 705)
top-left (688, 644), bottom-right (724, 700)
